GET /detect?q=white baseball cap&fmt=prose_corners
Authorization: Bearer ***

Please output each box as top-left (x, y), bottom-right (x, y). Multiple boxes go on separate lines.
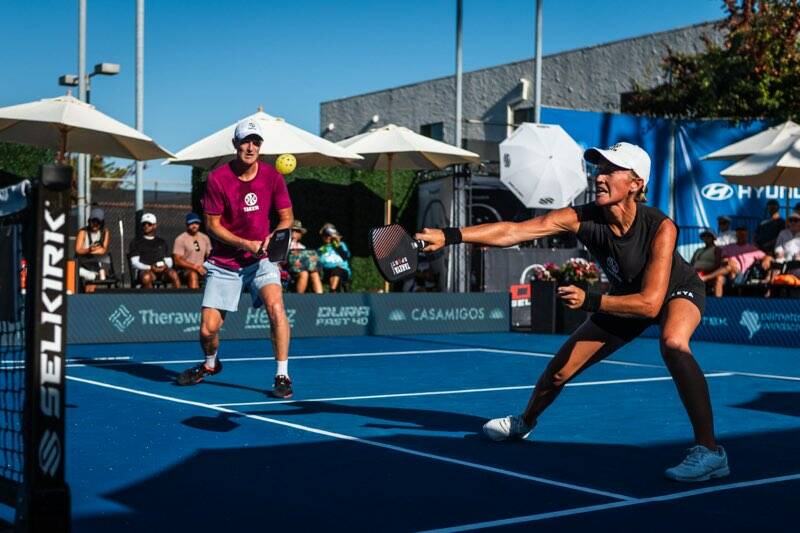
top-left (141, 212), bottom-right (157, 225)
top-left (234, 119), bottom-right (264, 142)
top-left (584, 142), bottom-right (651, 186)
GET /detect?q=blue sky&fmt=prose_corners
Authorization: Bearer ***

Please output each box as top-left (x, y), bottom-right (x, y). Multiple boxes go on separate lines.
top-left (3, 0), bottom-right (727, 191)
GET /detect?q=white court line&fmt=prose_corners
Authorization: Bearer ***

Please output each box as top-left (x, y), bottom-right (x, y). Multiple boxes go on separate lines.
top-left (62, 346), bottom-right (800, 382)
top-left (63, 346), bottom-right (658, 372)
top-left (420, 472), bottom-right (800, 532)
top-left (213, 373), bottom-right (734, 408)
top-left (66, 374), bottom-right (634, 502)
top-left (64, 348), bottom-right (480, 368)
top-left (731, 371), bottom-right (800, 382)
top-left (476, 348), bottom-right (664, 369)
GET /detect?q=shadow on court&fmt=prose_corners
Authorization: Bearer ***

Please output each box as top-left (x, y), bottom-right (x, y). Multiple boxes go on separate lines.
top-left (732, 391), bottom-right (800, 418)
top-left (182, 401), bottom-right (800, 497)
top-left (81, 361), bottom-right (269, 395)
top-left (71, 409), bottom-right (800, 533)
top-left (70, 436), bottom-right (608, 533)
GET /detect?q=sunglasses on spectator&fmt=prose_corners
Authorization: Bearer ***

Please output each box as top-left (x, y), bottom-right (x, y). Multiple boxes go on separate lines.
top-left (142, 222), bottom-right (154, 226)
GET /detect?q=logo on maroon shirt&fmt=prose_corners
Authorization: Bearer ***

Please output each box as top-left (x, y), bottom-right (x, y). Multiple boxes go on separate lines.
top-left (243, 192), bottom-right (259, 212)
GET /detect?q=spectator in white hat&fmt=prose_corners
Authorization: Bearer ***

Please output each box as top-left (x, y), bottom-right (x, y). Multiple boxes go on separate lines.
top-left (129, 212), bottom-right (181, 289)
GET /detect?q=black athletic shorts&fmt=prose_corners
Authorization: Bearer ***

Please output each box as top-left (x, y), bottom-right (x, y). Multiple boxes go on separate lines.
top-left (589, 274), bottom-right (706, 342)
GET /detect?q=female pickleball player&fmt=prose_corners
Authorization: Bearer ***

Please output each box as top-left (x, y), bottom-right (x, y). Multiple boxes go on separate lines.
top-left (416, 142), bottom-right (729, 482)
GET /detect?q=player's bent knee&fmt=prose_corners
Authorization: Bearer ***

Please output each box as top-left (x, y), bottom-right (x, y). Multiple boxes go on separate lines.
top-left (661, 335), bottom-right (690, 355)
top-left (200, 321), bottom-right (222, 339)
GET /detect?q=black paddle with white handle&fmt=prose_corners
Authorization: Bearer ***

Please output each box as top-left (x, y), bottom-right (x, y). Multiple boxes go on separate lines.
top-left (368, 224), bottom-right (427, 282)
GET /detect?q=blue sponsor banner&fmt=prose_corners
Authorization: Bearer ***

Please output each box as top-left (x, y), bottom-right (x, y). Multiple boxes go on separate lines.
top-left (641, 296), bottom-right (800, 347)
top-left (68, 292), bottom-right (509, 345)
top-left (541, 108), bottom-right (800, 228)
top-left (672, 120), bottom-right (800, 229)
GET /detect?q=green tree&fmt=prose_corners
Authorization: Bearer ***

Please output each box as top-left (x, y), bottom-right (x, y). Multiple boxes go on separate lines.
top-left (0, 142), bottom-right (54, 180)
top-left (626, 0), bottom-right (800, 120)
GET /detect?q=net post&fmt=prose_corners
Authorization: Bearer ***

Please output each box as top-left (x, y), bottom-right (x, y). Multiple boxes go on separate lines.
top-left (18, 164), bottom-right (72, 532)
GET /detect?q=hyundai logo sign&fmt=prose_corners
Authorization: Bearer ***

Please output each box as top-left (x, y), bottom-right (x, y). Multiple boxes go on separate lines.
top-left (701, 183), bottom-right (734, 201)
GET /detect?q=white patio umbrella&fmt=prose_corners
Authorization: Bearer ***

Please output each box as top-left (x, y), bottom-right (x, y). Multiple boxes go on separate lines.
top-left (721, 134), bottom-right (800, 217)
top-left (0, 94), bottom-right (173, 161)
top-left (166, 109), bottom-right (363, 170)
top-left (336, 124), bottom-right (480, 225)
top-left (499, 123), bottom-right (586, 209)
top-left (703, 120), bottom-right (800, 161)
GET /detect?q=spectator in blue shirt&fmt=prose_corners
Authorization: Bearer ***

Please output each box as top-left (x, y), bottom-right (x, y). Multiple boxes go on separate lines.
top-left (318, 223), bottom-right (351, 292)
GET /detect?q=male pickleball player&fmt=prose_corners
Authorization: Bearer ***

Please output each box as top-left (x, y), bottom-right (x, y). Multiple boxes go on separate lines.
top-left (177, 118), bottom-right (295, 398)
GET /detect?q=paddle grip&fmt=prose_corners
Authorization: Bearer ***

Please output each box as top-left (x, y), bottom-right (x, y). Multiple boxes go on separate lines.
top-left (411, 239), bottom-right (427, 251)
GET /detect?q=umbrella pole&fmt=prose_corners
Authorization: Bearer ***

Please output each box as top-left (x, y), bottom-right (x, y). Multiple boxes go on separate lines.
top-left (384, 153), bottom-right (393, 293)
top-left (56, 128), bottom-right (67, 164)
top-left (787, 189), bottom-right (791, 220)
top-left (385, 153), bottom-right (393, 225)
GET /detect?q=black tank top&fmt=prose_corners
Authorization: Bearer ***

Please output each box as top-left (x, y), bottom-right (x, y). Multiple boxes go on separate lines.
top-left (573, 203), bottom-right (695, 296)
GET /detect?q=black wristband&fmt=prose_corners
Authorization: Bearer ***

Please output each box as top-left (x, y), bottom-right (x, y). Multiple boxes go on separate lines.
top-left (580, 291), bottom-right (602, 313)
top-left (442, 227), bottom-right (463, 246)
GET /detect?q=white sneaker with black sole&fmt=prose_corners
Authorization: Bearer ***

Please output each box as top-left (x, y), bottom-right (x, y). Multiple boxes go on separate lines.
top-left (482, 415), bottom-right (534, 441)
top-left (665, 445), bottom-right (730, 482)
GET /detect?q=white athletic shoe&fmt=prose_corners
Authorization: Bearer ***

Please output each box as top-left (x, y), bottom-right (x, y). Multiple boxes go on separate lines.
top-left (482, 415), bottom-right (534, 441)
top-left (664, 445), bottom-right (730, 482)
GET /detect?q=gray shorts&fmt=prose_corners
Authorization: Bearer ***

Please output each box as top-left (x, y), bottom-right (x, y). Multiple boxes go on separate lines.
top-left (202, 259), bottom-right (281, 312)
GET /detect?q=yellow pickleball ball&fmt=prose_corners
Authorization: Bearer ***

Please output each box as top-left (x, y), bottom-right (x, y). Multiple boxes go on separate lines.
top-left (275, 153), bottom-right (297, 175)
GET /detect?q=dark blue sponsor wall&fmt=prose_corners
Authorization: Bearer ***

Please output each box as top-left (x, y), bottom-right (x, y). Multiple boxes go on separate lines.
top-left (641, 296), bottom-right (800, 347)
top-left (67, 292), bottom-right (510, 344)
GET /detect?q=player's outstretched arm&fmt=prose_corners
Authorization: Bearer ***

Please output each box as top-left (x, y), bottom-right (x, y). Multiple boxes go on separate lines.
top-left (416, 207), bottom-right (580, 252)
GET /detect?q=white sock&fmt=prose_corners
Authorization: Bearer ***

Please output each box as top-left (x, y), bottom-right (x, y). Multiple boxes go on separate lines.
top-left (205, 353), bottom-right (217, 369)
top-left (276, 359), bottom-right (288, 377)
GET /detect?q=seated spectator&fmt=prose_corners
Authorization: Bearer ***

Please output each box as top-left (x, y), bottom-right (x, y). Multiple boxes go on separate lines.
top-left (129, 212), bottom-right (180, 288)
top-left (770, 212), bottom-right (800, 286)
top-left (318, 223), bottom-right (351, 292)
top-left (715, 215), bottom-right (736, 246)
top-left (754, 199), bottom-right (785, 254)
top-left (690, 229), bottom-right (722, 276)
top-left (701, 226), bottom-right (767, 297)
top-left (287, 219), bottom-right (322, 294)
top-left (794, 202), bottom-right (800, 216)
top-left (172, 212), bottom-right (212, 289)
top-left (75, 207), bottom-right (112, 292)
